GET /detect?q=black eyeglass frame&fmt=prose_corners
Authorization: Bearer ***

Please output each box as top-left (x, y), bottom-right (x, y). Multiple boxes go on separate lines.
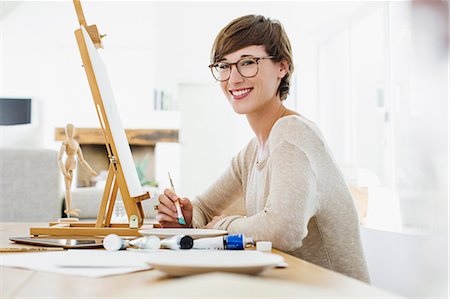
top-left (208, 56), bottom-right (275, 82)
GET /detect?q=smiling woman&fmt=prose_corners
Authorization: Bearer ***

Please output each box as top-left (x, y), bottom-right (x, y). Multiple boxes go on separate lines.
top-left (213, 45), bottom-right (287, 117)
top-left (155, 14), bottom-right (370, 283)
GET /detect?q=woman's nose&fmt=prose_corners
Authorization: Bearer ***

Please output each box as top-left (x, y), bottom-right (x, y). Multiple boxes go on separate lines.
top-left (228, 65), bottom-right (244, 84)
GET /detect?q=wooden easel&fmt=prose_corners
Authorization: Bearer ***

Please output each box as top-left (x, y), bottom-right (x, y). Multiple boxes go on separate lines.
top-left (30, 0), bottom-right (153, 237)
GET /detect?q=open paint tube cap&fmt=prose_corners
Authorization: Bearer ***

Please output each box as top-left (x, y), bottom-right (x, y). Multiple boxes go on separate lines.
top-left (256, 241), bottom-right (272, 252)
top-left (179, 235), bottom-right (194, 249)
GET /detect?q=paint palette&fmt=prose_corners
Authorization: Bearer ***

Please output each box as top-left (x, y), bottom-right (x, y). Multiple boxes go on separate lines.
top-left (139, 228), bottom-right (227, 239)
top-left (145, 250), bottom-right (284, 276)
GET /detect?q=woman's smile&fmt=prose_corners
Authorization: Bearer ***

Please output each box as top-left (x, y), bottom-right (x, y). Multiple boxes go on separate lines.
top-left (230, 87), bottom-right (254, 100)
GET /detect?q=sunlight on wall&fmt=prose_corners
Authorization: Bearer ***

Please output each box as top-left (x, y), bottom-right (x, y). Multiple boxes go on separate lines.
top-left (317, 3), bottom-right (448, 234)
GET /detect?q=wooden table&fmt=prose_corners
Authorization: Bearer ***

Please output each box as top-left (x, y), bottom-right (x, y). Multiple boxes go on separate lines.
top-left (0, 223), bottom-right (397, 298)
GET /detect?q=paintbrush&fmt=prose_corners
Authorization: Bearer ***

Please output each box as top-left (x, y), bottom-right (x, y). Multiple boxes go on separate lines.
top-left (0, 247), bottom-right (65, 252)
top-left (168, 172), bottom-right (186, 225)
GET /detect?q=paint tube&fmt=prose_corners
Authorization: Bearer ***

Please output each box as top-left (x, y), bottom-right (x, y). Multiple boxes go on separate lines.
top-left (103, 234), bottom-right (128, 251)
top-left (129, 236), bottom-right (161, 250)
top-left (104, 234), bottom-right (162, 251)
top-left (160, 235), bottom-right (193, 250)
top-left (193, 234), bottom-right (254, 250)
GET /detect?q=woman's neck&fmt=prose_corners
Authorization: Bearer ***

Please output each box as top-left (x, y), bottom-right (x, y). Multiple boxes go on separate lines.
top-left (246, 99), bottom-right (287, 147)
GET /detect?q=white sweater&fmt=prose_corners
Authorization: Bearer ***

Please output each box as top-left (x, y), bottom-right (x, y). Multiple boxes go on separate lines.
top-left (192, 115), bottom-right (370, 283)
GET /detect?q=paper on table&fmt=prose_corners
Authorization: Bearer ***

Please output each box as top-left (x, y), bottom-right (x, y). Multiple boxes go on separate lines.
top-left (0, 250), bottom-right (152, 277)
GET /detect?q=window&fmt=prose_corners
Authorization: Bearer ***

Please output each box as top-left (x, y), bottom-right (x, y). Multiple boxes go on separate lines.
top-left (317, 3), bottom-right (448, 232)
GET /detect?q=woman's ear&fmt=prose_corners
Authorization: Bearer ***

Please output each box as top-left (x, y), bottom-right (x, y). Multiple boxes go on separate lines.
top-left (278, 60), bottom-right (289, 79)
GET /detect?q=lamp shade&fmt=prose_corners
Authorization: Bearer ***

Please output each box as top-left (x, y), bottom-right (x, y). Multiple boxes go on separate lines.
top-left (0, 98), bottom-right (31, 125)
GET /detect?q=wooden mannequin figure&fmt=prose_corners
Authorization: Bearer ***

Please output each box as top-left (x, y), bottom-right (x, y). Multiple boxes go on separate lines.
top-left (58, 123), bottom-right (98, 222)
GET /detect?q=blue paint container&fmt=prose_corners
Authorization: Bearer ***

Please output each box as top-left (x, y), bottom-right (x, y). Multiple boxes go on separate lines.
top-left (225, 234), bottom-right (245, 250)
top-left (193, 234), bottom-right (254, 250)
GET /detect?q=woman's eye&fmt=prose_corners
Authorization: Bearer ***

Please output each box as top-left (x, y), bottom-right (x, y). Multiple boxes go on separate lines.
top-left (241, 59), bottom-right (256, 66)
top-left (217, 64), bottom-right (230, 70)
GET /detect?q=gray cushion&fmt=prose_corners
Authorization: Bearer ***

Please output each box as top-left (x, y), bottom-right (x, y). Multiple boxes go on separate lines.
top-left (0, 148), bottom-right (62, 221)
top-left (72, 186), bottom-right (159, 220)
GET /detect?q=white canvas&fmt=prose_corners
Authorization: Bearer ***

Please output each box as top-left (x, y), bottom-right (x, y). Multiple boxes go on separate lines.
top-left (80, 26), bottom-right (143, 197)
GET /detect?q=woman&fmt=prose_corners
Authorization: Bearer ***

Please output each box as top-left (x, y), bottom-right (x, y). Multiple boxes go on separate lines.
top-left (156, 15), bottom-right (370, 283)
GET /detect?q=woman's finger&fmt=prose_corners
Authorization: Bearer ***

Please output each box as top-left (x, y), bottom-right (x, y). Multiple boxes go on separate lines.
top-left (164, 188), bottom-right (181, 203)
top-left (157, 203), bottom-right (178, 219)
top-left (158, 194), bottom-right (177, 212)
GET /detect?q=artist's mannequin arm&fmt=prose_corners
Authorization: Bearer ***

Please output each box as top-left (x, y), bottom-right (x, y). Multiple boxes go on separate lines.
top-left (77, 147), bottom-right (98, 176)
top-left (58, 142), bottom-right (70, 179)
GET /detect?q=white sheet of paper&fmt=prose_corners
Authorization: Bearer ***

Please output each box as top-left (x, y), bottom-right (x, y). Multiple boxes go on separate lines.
top-left (0, 250), bottom-right (152, 277)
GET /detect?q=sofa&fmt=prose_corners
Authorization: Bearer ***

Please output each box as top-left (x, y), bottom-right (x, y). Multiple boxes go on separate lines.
top-left (0, 148), bottom-right (63, 221)
top-left (71, 186), bottom-right (159, 220)
top-left (0, 148), bottom-right (158, 222)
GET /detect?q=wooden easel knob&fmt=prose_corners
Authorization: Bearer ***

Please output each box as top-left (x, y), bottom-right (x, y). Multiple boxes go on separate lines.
top-left (86, 25), bottom-right (103, 49)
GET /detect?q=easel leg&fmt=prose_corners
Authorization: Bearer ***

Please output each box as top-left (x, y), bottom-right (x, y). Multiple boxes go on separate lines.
top-left (104, 180), bottom-right (119, 226)
top-left (96, 164), bottom-right (115, 227)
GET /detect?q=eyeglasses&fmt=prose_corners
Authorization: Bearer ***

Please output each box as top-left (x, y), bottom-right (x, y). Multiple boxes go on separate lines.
top-left (208, 56), bottom-right (275, 82)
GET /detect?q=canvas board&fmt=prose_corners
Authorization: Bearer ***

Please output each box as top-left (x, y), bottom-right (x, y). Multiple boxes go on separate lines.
top-left (80, 26), bottom-right (142, 197)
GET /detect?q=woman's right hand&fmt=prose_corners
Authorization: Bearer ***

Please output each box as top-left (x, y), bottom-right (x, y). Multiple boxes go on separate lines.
top-left (156, 188), bottom-right (193, 228)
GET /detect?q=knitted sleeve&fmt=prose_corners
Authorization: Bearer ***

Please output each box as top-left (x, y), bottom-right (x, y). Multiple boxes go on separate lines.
top-left (213, 141), bottom-right (318, 252)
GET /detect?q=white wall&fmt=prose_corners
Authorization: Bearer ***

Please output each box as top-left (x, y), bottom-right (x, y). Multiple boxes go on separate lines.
top-left (178, 83), bottom-right (253, 198)
top-left (1, 1), bottom-right (158, 150)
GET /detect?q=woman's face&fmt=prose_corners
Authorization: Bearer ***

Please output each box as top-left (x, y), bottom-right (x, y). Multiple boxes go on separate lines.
top-left (219, 45), bottom-right (287, 115)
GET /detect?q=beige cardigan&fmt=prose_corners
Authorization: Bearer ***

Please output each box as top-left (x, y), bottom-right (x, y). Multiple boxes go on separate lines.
top-left (192, 115), bottom-right (370, 283)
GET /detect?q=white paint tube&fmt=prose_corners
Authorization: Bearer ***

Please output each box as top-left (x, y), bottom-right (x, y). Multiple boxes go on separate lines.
top-left (129, 236), bottom-right (161, 250)
top-left (160, 235), bottom-right (193, 250)
top-left (104, 234), bottom-right (161, 251)
top-left (103, 234), bottom-right (128, 251)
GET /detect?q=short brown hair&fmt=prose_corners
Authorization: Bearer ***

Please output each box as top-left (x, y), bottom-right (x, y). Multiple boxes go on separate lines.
top-left (211, 15), bottom-right (294, 101)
